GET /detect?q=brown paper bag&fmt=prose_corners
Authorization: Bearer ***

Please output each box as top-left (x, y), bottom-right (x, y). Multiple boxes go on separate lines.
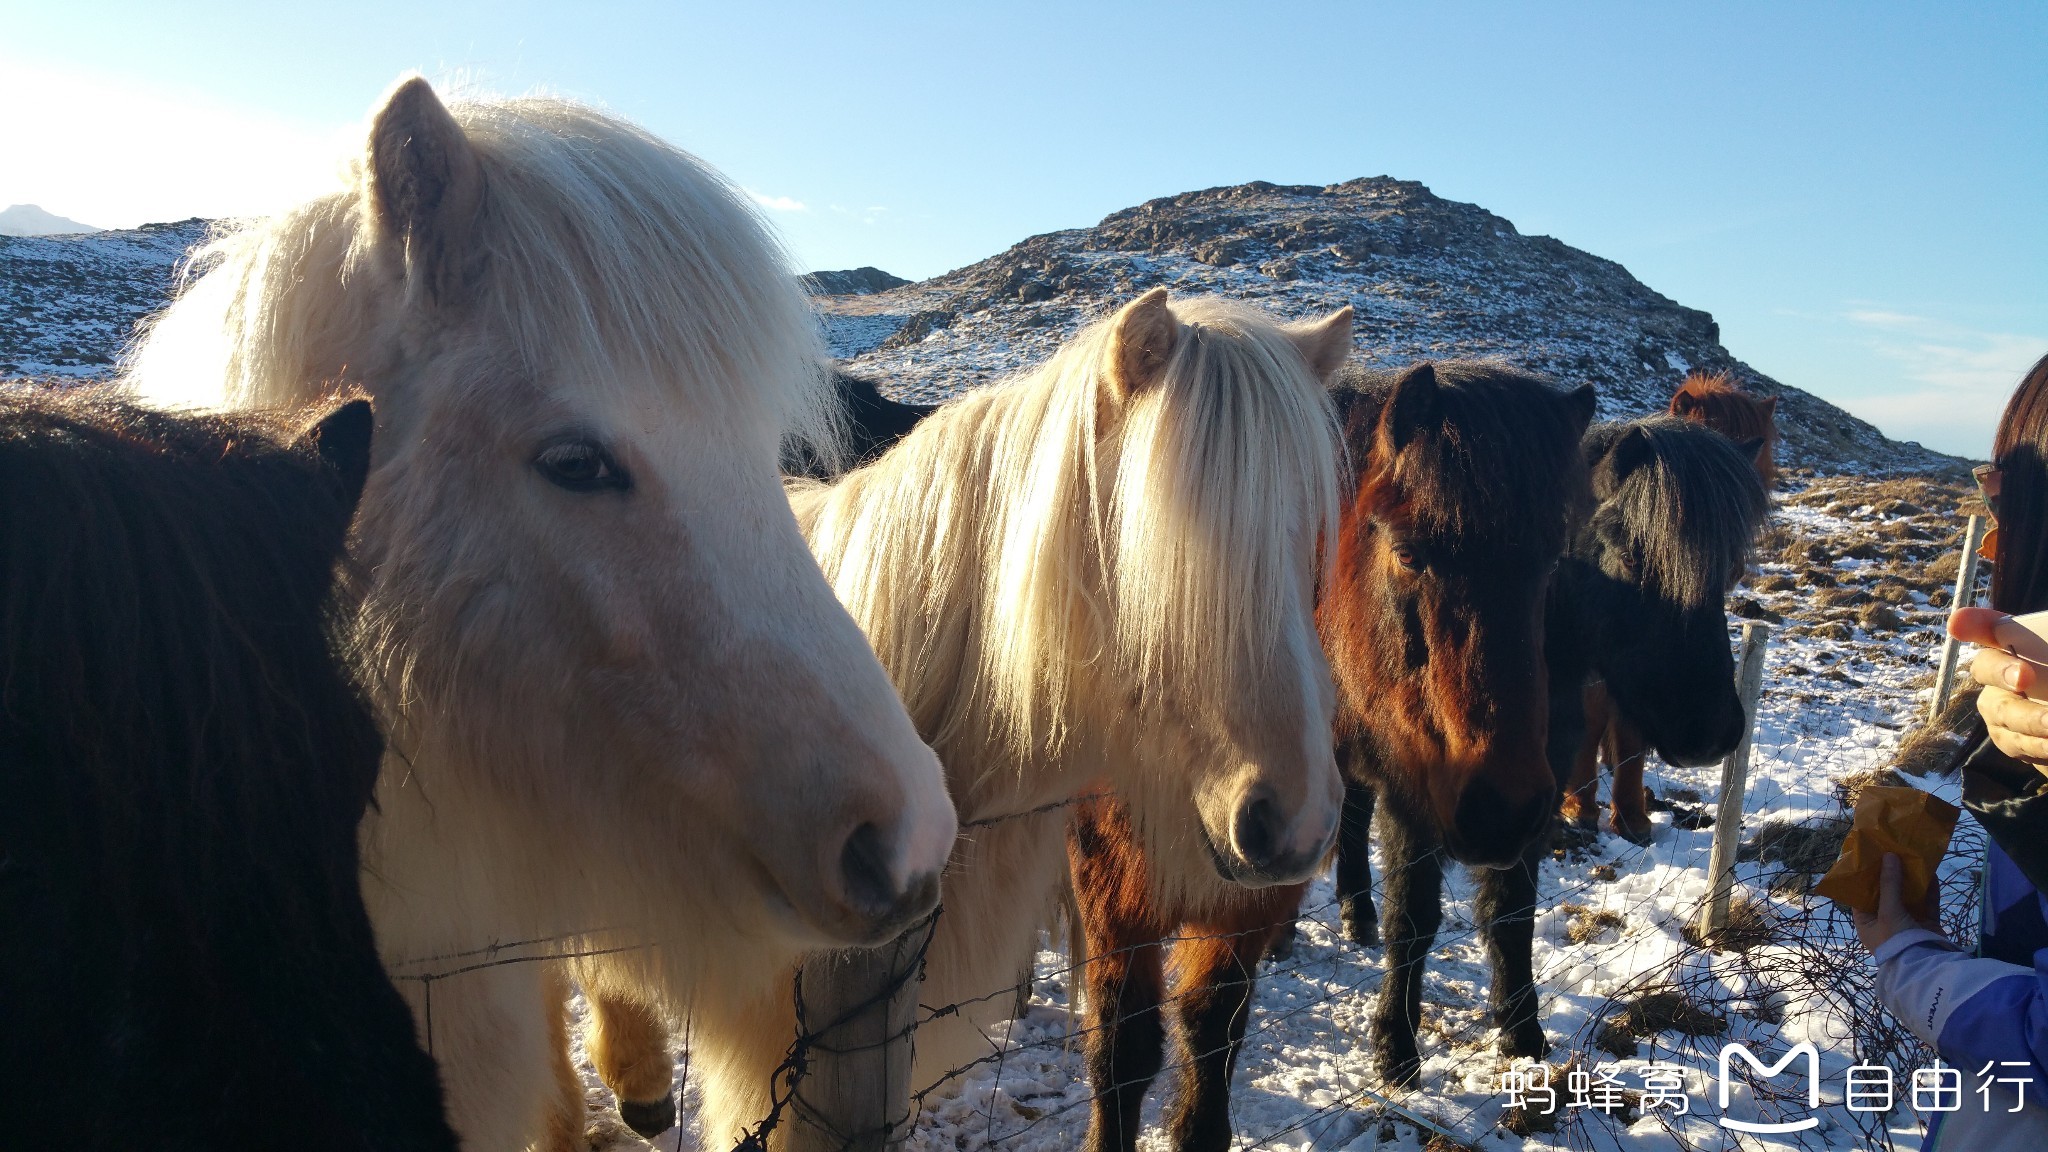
top-left (1813, 786), bottom-right (1959, 917)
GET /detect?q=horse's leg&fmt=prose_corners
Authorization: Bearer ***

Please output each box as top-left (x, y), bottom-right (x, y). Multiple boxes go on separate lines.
top-left (401, 961), bottom-right (562, 1152)
top-left (543, 966), bottom-right (590, 1152)
top-left (1603, 716), bottom-right (1654, 846)
top-left (1166, 887), bottom-right (1299, 1152)
top-left (1475, 843), bottom-right (1548, 1060)
top-left (585, 988), bottom-right (678, 1137)
top-left (1369, 799), bottom-right (1443, 1087)
top-left (1334, 756), bottom-right (1380, 946)
top-left (1558, 682), bottom-right (1608, 831)
top-left (1069, 803), bottom-right (1170, 1152)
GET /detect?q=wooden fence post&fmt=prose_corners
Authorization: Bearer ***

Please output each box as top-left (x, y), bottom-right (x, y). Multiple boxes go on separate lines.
top-left (1929, 513), bottom-right (1988, 724)
top-left (1697, 621), bottom-right (1771, 944)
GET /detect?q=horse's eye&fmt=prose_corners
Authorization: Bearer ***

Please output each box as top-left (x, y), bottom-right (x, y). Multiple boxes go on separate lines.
top-left (534, 439), bottom-right (631, 493)
top-left (1392, 542), bottom-right (1422, 570)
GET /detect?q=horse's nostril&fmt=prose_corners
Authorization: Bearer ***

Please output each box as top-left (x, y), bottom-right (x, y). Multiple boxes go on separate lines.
top-left (1232, 794), bottom-right (1284, 869)
top-left (838, 822), bottom-right (898, 918)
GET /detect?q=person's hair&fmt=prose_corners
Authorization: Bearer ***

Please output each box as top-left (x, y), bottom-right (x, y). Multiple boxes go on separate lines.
top-left (1991, 352), bottom-right (2048, 613)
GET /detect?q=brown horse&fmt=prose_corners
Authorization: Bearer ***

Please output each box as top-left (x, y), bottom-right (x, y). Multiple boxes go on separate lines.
top-left (1562, 371), bottom-right (1776, 842)
top-left (1067, 361), bottom-right (1595, 1150)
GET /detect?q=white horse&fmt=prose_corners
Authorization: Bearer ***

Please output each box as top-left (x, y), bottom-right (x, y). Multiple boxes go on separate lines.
top-left (127, 77), bottom-right (957, 1151)
top-left (580, 289), bottom-right (1354, 1150)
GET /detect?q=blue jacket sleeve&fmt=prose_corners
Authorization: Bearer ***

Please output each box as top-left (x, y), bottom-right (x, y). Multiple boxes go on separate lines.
top-left (1874, 929), bottom-right (2048, 1078)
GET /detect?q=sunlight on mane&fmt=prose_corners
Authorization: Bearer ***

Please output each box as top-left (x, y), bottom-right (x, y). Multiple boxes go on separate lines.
top-left (124, 93), bottom-right (841, 461)
top-left (794, 296), bottom-right (1341, 759)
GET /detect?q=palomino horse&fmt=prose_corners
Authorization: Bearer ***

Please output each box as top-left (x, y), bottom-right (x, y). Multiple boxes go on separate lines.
top-left (575, 289), bottom-right (1354, 1149)
top-left (1342, 417), bottom-right (1767, 1084)
top-left (1563, 373), bottom-right (1776, 842)
top-left (0, 389), bottom-right (455, 1151)
top-left (127, 77), bottom-right (957, 1151)
top-left (1067, 361), bottom-right (1596, 1148)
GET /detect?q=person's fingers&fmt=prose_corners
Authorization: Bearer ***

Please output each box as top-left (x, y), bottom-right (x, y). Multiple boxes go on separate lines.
top-left (1986, 722), bottom-right (2048, 767)
top-left (1951, 607), bottom-right (2009, 645)
top-left (1980, 683), bottom-right (2048, 742)
top-left (1877, 853), bottom-right (1905, 919)
top-left (1970, 648), bottom-right (2035, 696)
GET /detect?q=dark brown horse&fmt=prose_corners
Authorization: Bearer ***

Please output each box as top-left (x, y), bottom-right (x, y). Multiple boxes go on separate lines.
top-left (1328, 416), bottom-right (1766, 1106)
top-left (0, 387), bottom-right (457, 1150)
top-left (1066, 361), bottom-right (1595, 1150)
top-left (1563, 373), bottom-right (1775, 842)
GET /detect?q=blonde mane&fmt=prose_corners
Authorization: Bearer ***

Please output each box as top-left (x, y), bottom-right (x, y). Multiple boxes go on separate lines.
top-left (794, 296), bottom-right (1341, 770)
top-left (127, 95), bottom-right (841, 461)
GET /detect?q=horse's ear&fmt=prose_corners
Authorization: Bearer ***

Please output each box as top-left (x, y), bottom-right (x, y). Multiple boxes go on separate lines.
top-left (1378, 362), bottom-right (1439, 450)
top-left (1736, 436), bottom-right (1769, 468)
top-left (1759, 394), bottom-right (1779, 418)
top-left (1285, 305), bottom-right (1354, 380)
top-left (300, 397), bottom-right (375, 514)
top-left (1593, 424), bottom-right (1654, 496)
top-left (1105, 288), bottom-right (1180, 400)
top-left (1562, 382), bottom-right (1597, 437)
top-left (1670, 388), bottom-right (1701, 418)
top-left (367, 75), bottom-right (484, 308)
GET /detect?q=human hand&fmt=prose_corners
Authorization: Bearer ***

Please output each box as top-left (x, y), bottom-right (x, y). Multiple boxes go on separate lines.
top-left (1952, 608), bottom-right (2048, 768)
top-left (1853, 853), bottom-right (1942, 952)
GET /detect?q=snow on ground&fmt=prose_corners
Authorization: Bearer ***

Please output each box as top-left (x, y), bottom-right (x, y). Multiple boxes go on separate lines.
top-left (560, 475), bottom-right (1986, 1152)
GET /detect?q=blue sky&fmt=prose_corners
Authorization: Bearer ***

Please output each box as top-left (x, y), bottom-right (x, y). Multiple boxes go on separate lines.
top-left (3, 1), bottom-right (2042, 457)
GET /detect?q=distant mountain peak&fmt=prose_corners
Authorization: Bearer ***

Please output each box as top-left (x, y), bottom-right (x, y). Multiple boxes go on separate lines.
top-left (804, 267), bottom-right (910, 296)
top-left (0, 204), bottom-right (102, 237)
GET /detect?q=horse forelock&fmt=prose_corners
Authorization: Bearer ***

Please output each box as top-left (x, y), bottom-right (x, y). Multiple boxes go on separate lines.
top-left (1595, 417), bottom-right (1768, 608)
top-left (1104, 297), bottom-right (1342, 717)
top-left (128, 94), bottom-right (839, 464)
top-left (1345, 362), bottom-right (1590, 557)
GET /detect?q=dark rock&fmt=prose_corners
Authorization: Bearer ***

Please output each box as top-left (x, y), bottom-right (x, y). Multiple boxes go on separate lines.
top-left (803, 266), bottom-right (912, 296)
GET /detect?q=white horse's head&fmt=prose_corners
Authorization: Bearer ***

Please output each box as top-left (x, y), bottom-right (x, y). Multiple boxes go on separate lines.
top-left (128, 78), bottom-right (954, 949)
top-left (1074, 290), bottom-right (1351, 886)
top-left (807, 289), bottom-right (1351, 888)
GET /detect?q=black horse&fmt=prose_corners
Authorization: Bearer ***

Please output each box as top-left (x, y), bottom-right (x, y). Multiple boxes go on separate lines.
top-left (785, 369), bottom-right (936, 479)
top-left (0, 387), bottom-right (456, 1151)
top-left (1334, 415), bottom-right (1767, 1084)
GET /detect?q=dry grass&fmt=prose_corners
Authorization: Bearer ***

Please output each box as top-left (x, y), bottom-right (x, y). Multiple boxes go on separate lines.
top-left (1739, 814), bottom-right (1852, 873)
top-left (1859, 602), bottom-right (1904, 632)
top-left (1594, 987), bottom-right (1730, 1058)
top-left (1566, 907), bottom-right (1629, 945)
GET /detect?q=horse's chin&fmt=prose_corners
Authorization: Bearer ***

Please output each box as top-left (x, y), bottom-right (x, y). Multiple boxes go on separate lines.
top-left (1197, 821), bottom-right (1311, 889)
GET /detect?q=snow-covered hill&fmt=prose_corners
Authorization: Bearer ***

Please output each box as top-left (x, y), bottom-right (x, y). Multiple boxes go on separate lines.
top-left (0, 218), bottom-right (207, 377)
top-left (817, 178), bottom-right (1963, 475)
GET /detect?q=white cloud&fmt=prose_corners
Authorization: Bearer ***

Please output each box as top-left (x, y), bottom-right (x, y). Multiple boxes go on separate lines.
top-left (1840, 309), bottom-right (2046, 456)
top-left (747, 190), bottom-right (808, 213)
top-left (0, 57), bottom-right (360, 228)
top-left (828, 203), bottom-right (888, 226)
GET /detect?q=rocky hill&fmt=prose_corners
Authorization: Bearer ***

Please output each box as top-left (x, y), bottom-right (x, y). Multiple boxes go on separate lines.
top-left (0, 182), bottom-right (1964, 473)
top-left (1, 218), bottom-right (208, 377)
top-left (817, 178), bottom-right (1962, 474)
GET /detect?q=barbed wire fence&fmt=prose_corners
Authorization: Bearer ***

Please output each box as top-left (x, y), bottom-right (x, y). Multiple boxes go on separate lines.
top-left (370, 763), bottom-right (1978, 1152)
top-left (364, 735), bottom-right (1980, 1151)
